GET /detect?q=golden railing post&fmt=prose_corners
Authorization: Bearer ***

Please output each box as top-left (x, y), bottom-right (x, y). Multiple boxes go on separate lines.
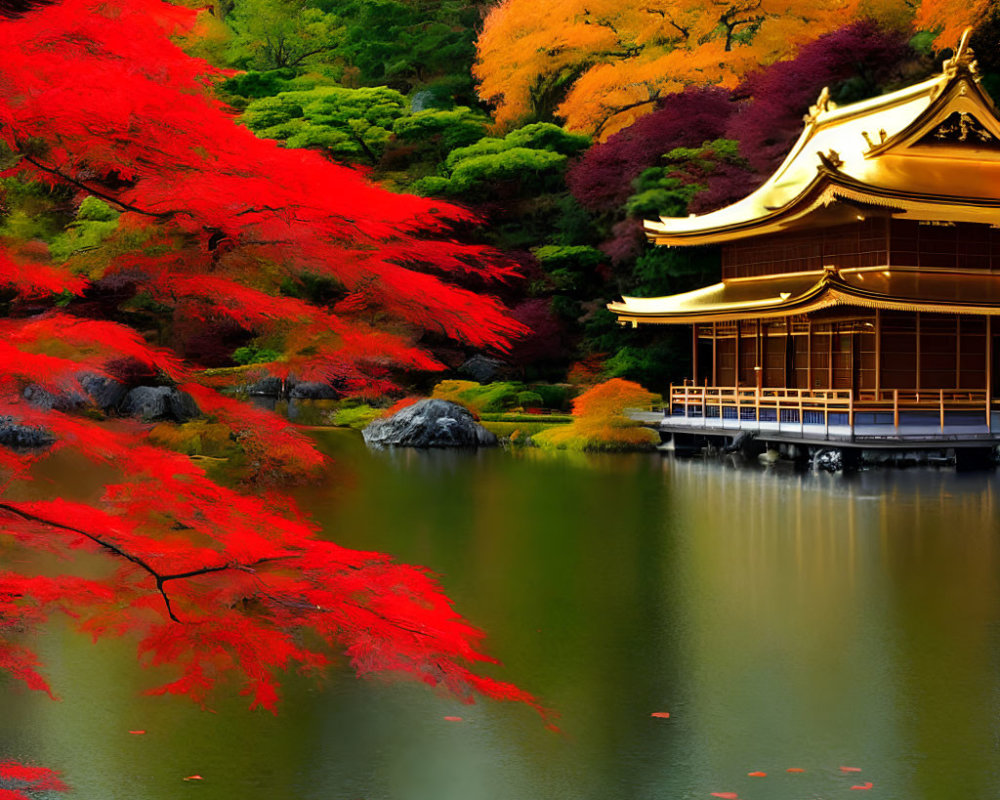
top-left (893, 389), bottom-right (899, 428)
top-left (939, 389), bottom-right (945, 432)
top-left (669, 383), bottom-right (673, 416)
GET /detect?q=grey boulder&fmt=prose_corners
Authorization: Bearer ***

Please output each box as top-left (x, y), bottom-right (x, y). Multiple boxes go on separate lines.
top-left (245, 376), bottom-right (284, 397)
top-left (22, 383), bottom-right (87, 412)
top-left (362, 399), bottom-right (497, 448)
top-left (288, 380), bottom-right (338, 400)
top-left (0, 416), bottom-right (54, 449)
top-left (78, 373), bottom-right (128, 411)
top-left (458, 355), bottom-right (508, 384)
top-left (121, 386), bottom-right (200, 421)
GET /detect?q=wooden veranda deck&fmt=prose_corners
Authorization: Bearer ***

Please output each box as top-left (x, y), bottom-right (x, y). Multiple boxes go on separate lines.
top-left (632, 383), bottom-right (1000, 448)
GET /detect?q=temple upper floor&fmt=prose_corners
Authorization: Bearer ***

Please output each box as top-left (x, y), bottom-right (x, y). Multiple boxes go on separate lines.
top-left (643, 31), bottom-right (1000, 248)
top-left (722, 218), bottom-right (1000, 280)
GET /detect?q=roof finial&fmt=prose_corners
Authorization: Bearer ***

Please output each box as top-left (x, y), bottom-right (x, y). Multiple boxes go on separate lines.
top-left (804, 86), bottom-right (836, 125)
top-left (942, 27), bottom-right (979, 79)
top-left (817, 148), bottom-right (843, 171)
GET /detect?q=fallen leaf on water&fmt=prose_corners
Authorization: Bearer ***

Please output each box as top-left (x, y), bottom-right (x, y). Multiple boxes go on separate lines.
top-left (851, 783), bottom-right (874, 791)
top-left (748, 771), bottom-right (767, 777)
top-left (650, 712), bottom-right (670, 718)
top-left (183, 775), bottom-right (203, 781)
top-left (840, 766), bottom-right (862, 773)
top-left (128, 730), bottom-right (146, 735)
top-left (443, 716), bottom-right (463, 722)
top-left (710, 793), bottom-right (739, 799)
top-left (786, 768), bottom-right (805, 773)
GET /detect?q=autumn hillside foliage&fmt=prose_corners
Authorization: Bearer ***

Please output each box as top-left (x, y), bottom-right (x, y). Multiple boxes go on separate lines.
top-left (473, 0), bottom-right (990, 139)
top-left (474, 0), bottom-right (871, 137)
top-left (533, 379), bottom-right (661, 451)
top-left (0, 0), bottom-right (553, 745)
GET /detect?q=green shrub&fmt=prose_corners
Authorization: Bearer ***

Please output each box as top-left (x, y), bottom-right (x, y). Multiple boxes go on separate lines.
top-left (47, 197), bottom-right (121, 261)
top-left (516, 390), bottom-right (543, 408)
top-left (232, 346), bottom-right (282, 365)
top-left (431, 380), bottom-right (527, 413)
top-left (447, 147), bottom-right (566, 194)
top-left (410, 175), bottom-right (451, 196)
top-left (479, 420), bottom-right (564, 441)
top-left (479, 413), bottom-right (573, 423)
top-left (529, 383), bottom-right (574, 410)
top-left (331, 404), bottom-right (383, 429)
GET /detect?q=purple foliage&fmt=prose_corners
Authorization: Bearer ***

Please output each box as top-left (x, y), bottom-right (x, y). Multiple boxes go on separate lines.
top-left (727, 20), bottom-right (914, 175)
top-left (567, 86), bottom-right (734, 212)
top-left (507, 298), bottom-right (570, 364)
top-left (600, 218), bottom-right (646, 266)
top-left (688, 161), bottom-right (760, 214)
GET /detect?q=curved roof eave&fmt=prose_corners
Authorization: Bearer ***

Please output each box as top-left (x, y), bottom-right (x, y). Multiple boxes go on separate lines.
top-left (609, 270), bottom-right (1000, 324)
top-left (642, 65), bottom-right (985, 242)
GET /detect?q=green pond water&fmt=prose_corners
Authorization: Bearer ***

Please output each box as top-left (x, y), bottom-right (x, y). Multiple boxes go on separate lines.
top-left (3, 431), bottom-right (1000, 799)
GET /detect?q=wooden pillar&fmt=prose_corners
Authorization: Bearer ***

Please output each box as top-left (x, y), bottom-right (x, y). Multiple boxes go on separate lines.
top-left (915, 311), bottom-right (921, 393)
top-left (757, 319), bottom-right (763, 367)
top-left (828, 322), bottom-right (834, 389)
top-left (784, 322), bottom-right (792, 389)
top-left (956, 315), bottom-right (961, 390)
top-left (874, 309), bottom-right (881, 394)
top-left (734, 321), bottom-right (740, 388)
top-left (850, 324), bottom-right (858, 397)
top-left (756, 319), bottom-right (763, 392)
top-left (987, 316), bottom-right (993, 430)
top-left (712, 322), bottom-right (718, 386)
top-left (692, 324), bottom-right (698, 384)
top-left (807, 319), bottom-right (813, 390)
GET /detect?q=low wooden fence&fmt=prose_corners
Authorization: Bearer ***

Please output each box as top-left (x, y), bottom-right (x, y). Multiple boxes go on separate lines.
top-left (668, 382), bottom-right (992, 432)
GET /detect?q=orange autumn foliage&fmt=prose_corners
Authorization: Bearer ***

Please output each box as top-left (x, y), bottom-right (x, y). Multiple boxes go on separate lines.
top-left (474, 0), bottom-right (984, 139)
top-left (533, 379), bottom-right (661, 451)
top-left (474, 0), bottom-right (875, 138)
top-left (914, 0), bottom-right (991, 49)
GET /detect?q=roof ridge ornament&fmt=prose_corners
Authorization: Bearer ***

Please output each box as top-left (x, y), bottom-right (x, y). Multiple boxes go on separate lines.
top-left (804, 85), bottom-right (837, 125)
top-left (860, 128), bottom-right (888, 151)
top-left (817, 148), bottom-right (843, 170)
top-left (942, 28), bottom-right (979, 81)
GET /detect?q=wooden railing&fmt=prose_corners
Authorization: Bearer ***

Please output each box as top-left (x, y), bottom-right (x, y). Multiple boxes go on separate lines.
top-left (669, 381), bottom-right (992, 432)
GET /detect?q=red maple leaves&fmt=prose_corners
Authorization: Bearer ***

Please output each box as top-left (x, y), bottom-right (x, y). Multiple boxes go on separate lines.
top-left (0, 0), bottom-right (547, 763)
top-left (1, 0), bottom-right (525, 387)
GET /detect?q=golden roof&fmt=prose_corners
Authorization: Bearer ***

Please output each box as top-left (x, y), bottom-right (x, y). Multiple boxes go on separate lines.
top-left (645, 32), bottom-right (1000, 246)
top-left (608, 268), bottom-right (1000, 325)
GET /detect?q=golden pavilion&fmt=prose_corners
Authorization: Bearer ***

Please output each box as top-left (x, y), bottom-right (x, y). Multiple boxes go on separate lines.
top-left (609, 33), bottom-right (1000, 450)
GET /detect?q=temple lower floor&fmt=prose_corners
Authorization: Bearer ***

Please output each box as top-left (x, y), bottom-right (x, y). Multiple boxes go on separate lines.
top-left (693, 309), bottom-right (996, 394)
top-left (664, 308), bottom-right (1000, 443)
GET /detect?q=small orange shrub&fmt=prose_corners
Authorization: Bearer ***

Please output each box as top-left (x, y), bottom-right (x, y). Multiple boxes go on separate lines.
top-left (533, 378), bottom-right (661, 451)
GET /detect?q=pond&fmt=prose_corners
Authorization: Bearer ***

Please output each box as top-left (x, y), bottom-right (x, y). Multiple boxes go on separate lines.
top-left (3, 432), bottom-right (1000, 799)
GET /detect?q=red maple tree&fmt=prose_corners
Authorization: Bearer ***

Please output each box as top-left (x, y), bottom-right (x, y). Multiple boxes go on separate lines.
top-left (0, 0), bottom-right (547, 787)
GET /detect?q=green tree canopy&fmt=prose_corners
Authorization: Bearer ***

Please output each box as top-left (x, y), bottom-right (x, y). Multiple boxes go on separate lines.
top-left (241, 85), bottom-right (408, 163)
top-left (317, 0), bottom-right (481, 93)
top-left (227, 0), bottom-right (343, 70)
top-left (414, 123), bottom-right (590, 197)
